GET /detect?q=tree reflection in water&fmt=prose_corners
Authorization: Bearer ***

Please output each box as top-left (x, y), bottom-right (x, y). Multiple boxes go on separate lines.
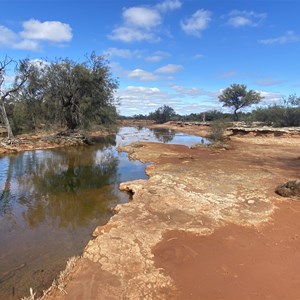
top-left (0, 133), bottom-right (148, 299)
top-left (148, 127), bottom-right (176, 143)
top-left (0, 135), bottom-right (127, 229)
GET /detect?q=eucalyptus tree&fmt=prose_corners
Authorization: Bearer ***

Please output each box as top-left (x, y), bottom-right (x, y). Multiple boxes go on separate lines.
top-left (0, 57), bottom-right (32, 138)
top-left (13, 60), bottom-right (49, 131)
top-left (150, 105), bottom-right (176, 124)
top-left (44, 53), bottom-right (119, 131)
top-left (218, 84), bottom-right (263, 121)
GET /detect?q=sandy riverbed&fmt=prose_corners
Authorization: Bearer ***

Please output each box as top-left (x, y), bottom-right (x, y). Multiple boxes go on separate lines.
top-left (7, 123), bottom-right (300, 299)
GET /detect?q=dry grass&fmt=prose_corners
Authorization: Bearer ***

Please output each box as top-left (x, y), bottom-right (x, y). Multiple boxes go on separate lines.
top-left (21, 256), bottom-right (80, 300)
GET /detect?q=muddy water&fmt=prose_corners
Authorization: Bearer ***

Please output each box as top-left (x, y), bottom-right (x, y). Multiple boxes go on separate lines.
top-left (0, 127), bottom-right (204, 299)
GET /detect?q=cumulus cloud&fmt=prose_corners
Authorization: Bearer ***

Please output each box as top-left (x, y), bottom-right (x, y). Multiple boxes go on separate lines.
top-left (180, 9), bottom-right (212, 37)
top-left (117, 84), bottom-right (220, 116)
top-left (259, 31), bottom-right (300, 45)
top-left (117, 86), bottom-right (175, 114)
top-left (13, 39), bottom-right (40, 51)
top-left (0, 19), bottom-right (72, 51)
top-left (109, 1), bottom-right (181, 43)
top-left (156, 0), bottom-right (182, 12)
top-left (128, 69), bottom-right (162, 81)
top-left (20, 19), bottom-right (72, 42)
top-left (155, 64), bottom-right (183, 74)
top-left (123, 7), bottom-right (161, 29)
top-left (0, 26), bottom-right (17, 46)
top-left (109, 6), bottom-right (162, 42)
top-left (227, 10), bottom-right (266, 28)
top-left (109, 25), bottom-right (158, 43)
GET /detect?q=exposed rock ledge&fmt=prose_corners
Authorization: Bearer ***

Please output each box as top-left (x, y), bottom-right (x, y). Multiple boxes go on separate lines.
top-left (229, 126), bottom-right (300, 137)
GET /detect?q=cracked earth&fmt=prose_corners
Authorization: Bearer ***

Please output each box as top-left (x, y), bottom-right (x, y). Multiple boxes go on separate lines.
top-left (44, 125), bottom-right (300, 300)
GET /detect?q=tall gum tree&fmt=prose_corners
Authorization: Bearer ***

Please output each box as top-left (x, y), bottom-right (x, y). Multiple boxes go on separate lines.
top-left (44, 53), bottom-right (119, 131)
top-left (0, 57), bottom-right (32, 139)
top-left (218, 84), bottom-right (263, 121)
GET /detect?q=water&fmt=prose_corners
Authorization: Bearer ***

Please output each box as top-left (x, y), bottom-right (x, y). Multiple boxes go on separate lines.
top-left (116, 126), bottom-right (207, 147)
top-left (0, 127), bottom-right (205, 299)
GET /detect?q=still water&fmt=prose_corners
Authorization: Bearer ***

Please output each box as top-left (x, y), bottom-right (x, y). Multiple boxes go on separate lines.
top-left (0, 127), bottom-right (204, 299)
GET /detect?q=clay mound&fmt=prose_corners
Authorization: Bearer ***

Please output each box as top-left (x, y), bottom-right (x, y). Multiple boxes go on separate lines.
top-left (276, 180), bottom-right (300, 198)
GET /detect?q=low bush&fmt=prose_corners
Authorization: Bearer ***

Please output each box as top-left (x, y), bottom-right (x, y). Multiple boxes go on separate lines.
top-left (209, 119), bottom-right (230, 141)
top-left (252, 105), bottom-right (300, 127)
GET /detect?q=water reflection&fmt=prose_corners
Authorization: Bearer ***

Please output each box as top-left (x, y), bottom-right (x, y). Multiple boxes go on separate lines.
top-left (0, 132), bottom-right (147, 299)
top-left (0, 127), bottom-right (206, 299)
top-left (149, 128), bottom-right (176, 143)
top-left (116, 126), bottom-right (207, 147)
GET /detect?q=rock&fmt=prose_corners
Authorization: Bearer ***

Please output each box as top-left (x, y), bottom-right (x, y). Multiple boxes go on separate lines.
top-left (275, 180), bottom-right (300, 198)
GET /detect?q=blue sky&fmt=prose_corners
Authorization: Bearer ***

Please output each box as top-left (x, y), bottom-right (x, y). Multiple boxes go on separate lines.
top-left (1, 0), bottom-right (300, 116)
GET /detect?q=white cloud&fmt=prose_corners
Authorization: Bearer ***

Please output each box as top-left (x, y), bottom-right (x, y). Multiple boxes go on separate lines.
top-left (128, 68), bottom-right (162, 81)
top-left (170, 84), bottom-right (206, 97)
top-left (227, 10), bottom-right (266, 28)
top-left (20, 19), bottom-right (72, 42)
top-left (109, 2), bottom-right (180, 43)
top-left (156, 0), bottom-right (182, 12)
top-left (155, 64), bottom-right (183, 74)
top-left (104, 47), bottom-right (143, 59)
top-left (118, 85), bottom-right (220, 116)
top-left (259, 31), bottom-right (300, 45)
top-left (13, 39), bottom-right (40, 51)
top-left (109, 26), bottom-right (158, 43)
top-left (180, 9), bottom-right (212, 37)
top-left (123, 7), bottom-right (161, 29)
top-left (258, 91), bottom-right (283, 105)
top-left (146, 51), bottom-right (170, 62)
top-left (117, 86), bottom-right (174, 114)
top-left (0, 26), bottom-right (17, 46)
top-left (0, 19), bottom-right (72, 51)
top-left (118, 62), bottom-right (182, 82)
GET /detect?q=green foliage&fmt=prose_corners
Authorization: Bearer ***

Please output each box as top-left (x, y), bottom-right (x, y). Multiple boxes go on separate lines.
top-left (209, 119), bottom-right (229, 141)
top-left (149, 105), bottom-right (176, 124)
top-left (218, 84), bottom-right (263, 121)
top-left (252, 105), bottom-right (300, 127)
top-left (6, 52), bottom-right (119, 133)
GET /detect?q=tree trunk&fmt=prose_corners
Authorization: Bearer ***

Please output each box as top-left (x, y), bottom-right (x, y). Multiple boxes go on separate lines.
top-left (65, 104), bottom-right (79, 130)
top-left (0, 100), bottom-right (14, 139)
top-left (233, 109), bottom-right (239, 121)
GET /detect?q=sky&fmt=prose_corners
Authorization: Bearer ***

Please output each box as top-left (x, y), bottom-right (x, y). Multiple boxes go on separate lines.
top-left (1, 0), bottom-right (300, 116)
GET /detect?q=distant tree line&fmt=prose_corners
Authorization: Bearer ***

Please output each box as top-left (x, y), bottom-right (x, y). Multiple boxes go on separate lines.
top-left (0, 53), bottom-right (118, 138)
top-left (120, 84), bottom-right (300, 127)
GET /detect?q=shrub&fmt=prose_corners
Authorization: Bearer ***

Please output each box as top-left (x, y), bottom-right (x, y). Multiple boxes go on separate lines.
top-left (209, 119), bottom-right (229, 141)
top-left (251, 105), bottom-right (300, 127)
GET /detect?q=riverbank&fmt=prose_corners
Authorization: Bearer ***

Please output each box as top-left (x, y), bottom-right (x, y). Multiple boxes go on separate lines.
top-left (0, 129), bottom-right (113, 156)
top-left (32, 122), bottom-right (300, 300)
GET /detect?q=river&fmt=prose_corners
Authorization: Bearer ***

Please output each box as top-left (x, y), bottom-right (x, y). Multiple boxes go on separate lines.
top-left (0, 127), bottom-right (205, 299)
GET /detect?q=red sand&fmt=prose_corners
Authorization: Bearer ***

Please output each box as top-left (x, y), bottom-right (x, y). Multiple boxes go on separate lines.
top-left (153, 201), bottom-right (300, 299)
